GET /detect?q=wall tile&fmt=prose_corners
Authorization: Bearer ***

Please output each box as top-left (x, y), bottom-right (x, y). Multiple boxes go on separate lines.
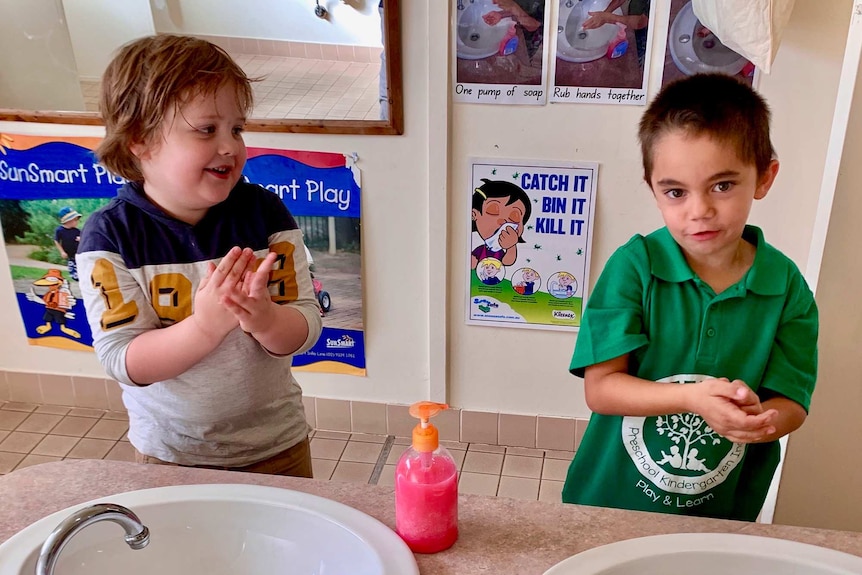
top-left (575, 418), bottom-right (589, 450)
top-left (461, 410), bottom-right (498, 445)
top-left (72, 377), bottom-right (109, 409)
top-left (305, 42), bottom-right (324, 60)
top-left (39, 374), bottom-right (74, 407)
top-left (105, 380), bottom-right (126, 412)
top-left (288, 42), bottom-right (307, 58)
top-left (7, 372), bottom-right (42, 404)
top-left (336, 44), bottom-right (355, 62)
top-left (386, 403), bottom-right (414, 438)
top-left (241, 37), bottom-right (260, 55)
top-left (320, 43), bottom-right (339, 61)
top-left (302, 395), bottom-right (317, 429)
top-left (498, 413), bottom-right (536, 448)
top-left (435, 407), bottom-right (461, 442)
top-left (350, 401), bottom-right (387, 435)
top-left (536, 416), bottom-right (575, 452)
top-left (227, 37), bottom-right (244, 54)
top-left (315, 398), bottom-right (351, 432)
top-left (276, 40), bottom-right (293, 58)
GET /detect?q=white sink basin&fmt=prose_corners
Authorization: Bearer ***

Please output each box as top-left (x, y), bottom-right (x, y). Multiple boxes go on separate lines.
top-left (544, 533), bottom-right (862, 574)
top-left (0, 484), bottom-right (419, 575)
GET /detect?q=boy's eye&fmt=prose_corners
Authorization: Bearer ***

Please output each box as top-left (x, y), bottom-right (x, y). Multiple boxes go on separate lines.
top-left (196, 126), bottom-right (216, 134)
top-left (664, 189), bottom-right (685, 199)
top-left (232, 126), bottom-right (245, 136)
top-left (713, 181), bottom-right (734, 192)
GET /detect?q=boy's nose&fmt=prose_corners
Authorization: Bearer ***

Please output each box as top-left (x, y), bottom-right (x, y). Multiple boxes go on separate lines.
top-left (217, 133), bottom-right (241, 156)
top-left (690, 194), bottom-right (715, 219)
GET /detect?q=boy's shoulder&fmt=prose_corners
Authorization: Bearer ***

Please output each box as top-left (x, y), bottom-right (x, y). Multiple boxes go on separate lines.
top-left (608, 228), bottom-right (676, 273)
top-left (743, 226), bottom-right (810, 297)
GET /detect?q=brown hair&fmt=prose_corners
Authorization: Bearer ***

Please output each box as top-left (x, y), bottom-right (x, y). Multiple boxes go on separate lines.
top-left (638, 73), bottom-right (774, 185)
top-left (96, 34), bottom-right (255, 183)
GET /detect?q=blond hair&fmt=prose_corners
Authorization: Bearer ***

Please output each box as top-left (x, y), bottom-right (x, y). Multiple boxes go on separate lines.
top-left (96, 34), bottom-right (255, 182)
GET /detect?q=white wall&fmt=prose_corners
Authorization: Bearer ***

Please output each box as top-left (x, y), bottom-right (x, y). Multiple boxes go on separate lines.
top-left (151, 0), bottom-right (383, 47)
top-left (0, 0), bottom-right (852, 419)
top-left (62, 0), bottom-right (156, 80)
top-left (447, 0), bottom-right (851, 418)
top-left (774, 0), bottom-right (862, 532)
top-left (0, 0), bottom-right (84, 110)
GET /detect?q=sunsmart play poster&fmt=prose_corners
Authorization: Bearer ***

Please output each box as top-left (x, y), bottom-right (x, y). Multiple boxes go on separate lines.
top-left (466, 157), bottom-right (597, 331)
top-left (0, 134), bottom-right (365, 375)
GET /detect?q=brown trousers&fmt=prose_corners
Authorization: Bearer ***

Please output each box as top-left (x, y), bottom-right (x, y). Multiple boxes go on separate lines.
top-left (135, 436), bottom-right (313, 478)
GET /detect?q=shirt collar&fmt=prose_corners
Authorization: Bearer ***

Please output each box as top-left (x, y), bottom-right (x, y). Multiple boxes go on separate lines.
top-left (648, 225), bottom-right (788, 296)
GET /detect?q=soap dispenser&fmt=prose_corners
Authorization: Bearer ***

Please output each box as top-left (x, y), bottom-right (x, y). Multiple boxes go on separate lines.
top-left (395, 401), bottom-right (459, 553)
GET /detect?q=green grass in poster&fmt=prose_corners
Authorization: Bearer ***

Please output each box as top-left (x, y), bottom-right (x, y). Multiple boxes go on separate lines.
top-left (10, 265), bottom-right (71, 282)
top-left (469, 274), bottom-right (583, 327)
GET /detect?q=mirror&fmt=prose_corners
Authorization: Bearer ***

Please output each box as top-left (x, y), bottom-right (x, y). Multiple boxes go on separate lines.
top-left (0, 0), bottom-right (403, 135)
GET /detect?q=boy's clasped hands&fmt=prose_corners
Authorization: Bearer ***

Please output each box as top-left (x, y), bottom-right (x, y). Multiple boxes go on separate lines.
top-left (688, 377), bottom-right (778, 444)
top-left (192, 246), bottom-right (279, 344)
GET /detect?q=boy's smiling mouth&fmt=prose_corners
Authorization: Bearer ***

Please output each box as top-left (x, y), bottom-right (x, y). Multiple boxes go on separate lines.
top-left (206, 165), bottom-right (232, 178)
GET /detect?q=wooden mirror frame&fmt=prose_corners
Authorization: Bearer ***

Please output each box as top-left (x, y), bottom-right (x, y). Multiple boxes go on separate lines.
top-left (0, 0), bottom-right (403, 135)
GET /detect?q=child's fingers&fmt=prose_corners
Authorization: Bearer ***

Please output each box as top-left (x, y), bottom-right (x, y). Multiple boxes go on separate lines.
top-left (708, 378), bottom-right (760, 406)
top-left (723, 425), bottom-right (776, 443)
top-left (198, 262), bottom-right (217, 291)
top-left (212, 247), bottom-right (254, 287)
top-left (246, 252), bottom-right (278, 294)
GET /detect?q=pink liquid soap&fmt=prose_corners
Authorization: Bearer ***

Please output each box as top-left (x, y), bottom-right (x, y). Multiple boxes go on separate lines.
top-left (395, 447), bottom-right (459, 553)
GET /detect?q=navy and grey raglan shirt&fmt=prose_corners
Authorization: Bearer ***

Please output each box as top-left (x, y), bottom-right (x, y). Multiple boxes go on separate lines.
top-left (77, 181), bottom-right (322, 466)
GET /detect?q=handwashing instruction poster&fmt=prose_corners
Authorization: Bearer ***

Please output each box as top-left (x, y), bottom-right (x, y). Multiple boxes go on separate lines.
top-left (453, 0), bottom-right (550, 105)
top-left (659, 0), bottom-right (754, 89)
top-left (466, 157), bottom-right (597, 331)
top-left (0, 133), bottom-right (366, 376)
top-left (550, 0), bottom-right (657, 106)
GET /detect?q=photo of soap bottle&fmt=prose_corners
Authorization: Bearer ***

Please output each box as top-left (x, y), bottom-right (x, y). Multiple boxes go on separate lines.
top-left (395, 401), bottom-right (459, 554)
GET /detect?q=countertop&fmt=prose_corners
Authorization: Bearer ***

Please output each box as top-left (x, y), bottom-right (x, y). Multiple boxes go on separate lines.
top-left (0, 460), bottom-right (860, 574)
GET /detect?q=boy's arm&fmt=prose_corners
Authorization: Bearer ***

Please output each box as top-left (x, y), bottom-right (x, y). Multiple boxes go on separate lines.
top-left (220, 237), bottom-right (322, 357)
top-left (80, 243), bottom-right (247, 386)
top-left (53, 240), bottom-right (67, 258)
top-left (743, 396), bottom-right (806, 443)
top-left (585, 354), bottom-right (779, 443)
top-left (123, 248), bottom-right (254, 384)
top-left (123, 313), bottom-right (227, 384)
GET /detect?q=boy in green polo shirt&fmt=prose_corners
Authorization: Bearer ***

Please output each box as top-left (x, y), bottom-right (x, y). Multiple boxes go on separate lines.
top-left (562, 73), bottom-right (818, 521)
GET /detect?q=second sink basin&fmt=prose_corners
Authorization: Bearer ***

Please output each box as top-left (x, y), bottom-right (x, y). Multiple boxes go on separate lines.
top-left (0, 484), bottom-right (419, 575)
top-left (544, 533), bottom-right (862, 574)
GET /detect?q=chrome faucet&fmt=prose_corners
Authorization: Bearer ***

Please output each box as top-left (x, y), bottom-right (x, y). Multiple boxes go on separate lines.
top-left (36, 503), bottom-right (150, 575)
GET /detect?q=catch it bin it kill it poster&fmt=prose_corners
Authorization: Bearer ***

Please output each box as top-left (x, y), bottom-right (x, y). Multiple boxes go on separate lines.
top-left (466, 157), bottom-right (597, 331)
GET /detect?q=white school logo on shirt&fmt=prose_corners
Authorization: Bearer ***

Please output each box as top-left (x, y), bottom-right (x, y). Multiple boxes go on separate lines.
top-left (621, 374), bottom-right (748, 496)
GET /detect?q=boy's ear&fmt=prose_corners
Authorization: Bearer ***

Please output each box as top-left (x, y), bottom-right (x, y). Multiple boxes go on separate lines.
top-left (129, 140), bottom-right (148, 160)
top-left (755, 159), bottom-right (780, 200)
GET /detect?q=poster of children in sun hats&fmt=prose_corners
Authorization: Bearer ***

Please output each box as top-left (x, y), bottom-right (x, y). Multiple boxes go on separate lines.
top-left (0, 133), bottom-right (366, 375)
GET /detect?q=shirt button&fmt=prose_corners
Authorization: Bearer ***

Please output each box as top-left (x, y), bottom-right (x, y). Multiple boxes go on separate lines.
top-left (706, 328), bottom-right (716, 337)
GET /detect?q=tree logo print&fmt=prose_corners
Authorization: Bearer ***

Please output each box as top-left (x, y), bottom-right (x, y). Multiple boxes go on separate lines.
top-left (621, 373), bottom-right (748, 495)
top-left (655, 413), bottom-right (723, 472)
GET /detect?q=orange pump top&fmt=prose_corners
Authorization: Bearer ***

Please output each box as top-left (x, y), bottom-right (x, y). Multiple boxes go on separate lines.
top-left (409, 401), bottom-right (448, 453)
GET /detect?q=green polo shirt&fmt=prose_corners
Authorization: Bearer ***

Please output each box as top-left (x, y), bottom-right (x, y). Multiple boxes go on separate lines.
top-left (562, 226), bottom-right (817, 521)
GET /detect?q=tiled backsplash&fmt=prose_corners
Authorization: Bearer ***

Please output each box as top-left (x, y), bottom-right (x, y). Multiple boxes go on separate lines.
top-left (195, 34), bottom-right (384, 64)
top-left (0, 371), bottom-right (588, 450)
